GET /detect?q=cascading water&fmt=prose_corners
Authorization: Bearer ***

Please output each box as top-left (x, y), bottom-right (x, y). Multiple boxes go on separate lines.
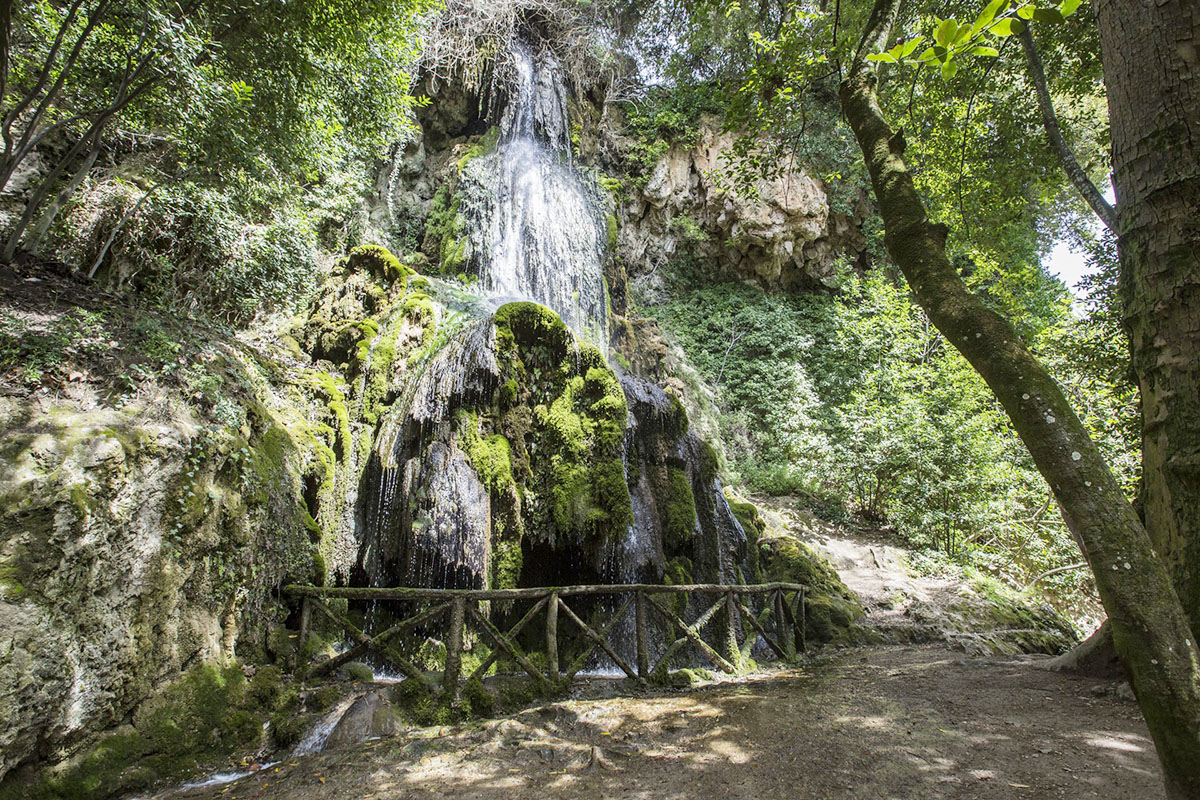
top-left (460, 43), bottom-right (610, 350)
top-left (355, 38), bottom-right (750, 671)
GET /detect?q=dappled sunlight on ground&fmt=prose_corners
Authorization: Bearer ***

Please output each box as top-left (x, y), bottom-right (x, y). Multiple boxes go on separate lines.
top-left (162, 646), bottom-right (1162, 800)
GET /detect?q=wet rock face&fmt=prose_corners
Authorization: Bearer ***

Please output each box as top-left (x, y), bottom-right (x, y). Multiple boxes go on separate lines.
top-left (398, 441), bottom-right (492, 589)
top-left (322, 691), bottom-right (403, 751)
top-left (618, 123), bottom-right (869, 292)
top-left (0, 400), bottom-right (316, 781)
top-left (621, 374), bottom-right (748, 586)
top-left (358, 303), bottom-right (752, 593)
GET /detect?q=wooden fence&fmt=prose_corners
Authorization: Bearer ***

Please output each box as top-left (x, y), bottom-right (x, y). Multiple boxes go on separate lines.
top-left (283, 582), bottom-right (806, 697)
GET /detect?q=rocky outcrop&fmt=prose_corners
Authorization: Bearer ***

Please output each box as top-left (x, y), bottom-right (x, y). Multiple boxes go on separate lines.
top-left (358, 301), bottom-right (749, 593)
top-left (0, 244), bottom-right (435, 788)
top-left (616, 122), bottom-right (870, 291)
top-left (0, 390), bottom-right (317, 781)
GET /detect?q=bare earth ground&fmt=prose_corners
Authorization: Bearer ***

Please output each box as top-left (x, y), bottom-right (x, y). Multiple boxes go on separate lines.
top-left (154, 522), bottom-right (1162, 800)
top-left (161, 646), bottom-right (1160, 800)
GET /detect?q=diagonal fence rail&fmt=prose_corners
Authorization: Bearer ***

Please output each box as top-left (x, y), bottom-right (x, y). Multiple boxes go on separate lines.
top-left (283, 583), bottom-right (807, 698)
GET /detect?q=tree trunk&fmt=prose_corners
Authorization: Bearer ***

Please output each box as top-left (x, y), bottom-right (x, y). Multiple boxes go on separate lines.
top-left (1094, 0), bottom-right (1200, 644)
top-left (25, 145), bottom-right (100, 253)
top-left (839, 0), bottom-right (1200, 795)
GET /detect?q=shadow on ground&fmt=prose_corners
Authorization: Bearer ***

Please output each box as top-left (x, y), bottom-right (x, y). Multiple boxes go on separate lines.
top-left (159, 645), bottom-right (1160, 800)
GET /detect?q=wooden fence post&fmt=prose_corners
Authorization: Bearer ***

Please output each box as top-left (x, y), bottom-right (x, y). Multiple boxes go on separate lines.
top-left (546, 592), bottom-right (560, 683)
top-left (635, 590), bottom-right (649, 679)
top-left (724, 590), bottom-right (740, 670)
top-left (776, 589), bottom-right (795, 659)
top-left (443, 596), bottom-right (466, 700)
top-left (798, 587), bottom-right (807, 653)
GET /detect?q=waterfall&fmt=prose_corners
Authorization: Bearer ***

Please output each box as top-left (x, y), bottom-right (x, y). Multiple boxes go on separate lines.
top-left (461, 43), bottom-right (610, 349)
top-left (356, 38), bottom-right (750, 613)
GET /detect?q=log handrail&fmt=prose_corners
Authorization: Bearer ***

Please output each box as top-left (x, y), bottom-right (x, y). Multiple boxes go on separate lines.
top-left (283, 582), bottom-right (807, 601)
top-left (288, 582), bottom-right (808, 697)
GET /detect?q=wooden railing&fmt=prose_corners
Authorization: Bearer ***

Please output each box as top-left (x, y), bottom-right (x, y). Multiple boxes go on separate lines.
top-left (283, 583), bottom-right (807, 697)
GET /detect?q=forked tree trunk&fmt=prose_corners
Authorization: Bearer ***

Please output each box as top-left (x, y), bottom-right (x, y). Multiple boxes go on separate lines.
top-left (1093, 0), bottom-right (1200, 644)
top-left (839, 0), bottom-right (1200, 794)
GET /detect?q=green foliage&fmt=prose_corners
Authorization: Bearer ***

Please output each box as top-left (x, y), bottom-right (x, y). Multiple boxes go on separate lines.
top-left (0, 308), bottom-right (107, 386)
top-left (11, 0), bottom-right (433, 320)
top-left (871, 0), bottom-right (1085, 77)
top-left (644, 256), bottom-right (1123, 620)
top-left (620, 83), bottom-right (728, 185)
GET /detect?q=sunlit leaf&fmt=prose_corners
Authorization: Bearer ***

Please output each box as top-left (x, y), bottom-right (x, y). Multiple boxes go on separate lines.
top-left (935, 19), bottom-right (958, 46)
top-left (899, 35), bottom-right (925, 58)
top-left (989, 18), bottom-right (1026, 36)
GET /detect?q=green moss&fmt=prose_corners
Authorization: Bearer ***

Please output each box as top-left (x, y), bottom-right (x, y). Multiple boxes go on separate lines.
top-left (424, 186), bottom-right (470, 274)
top-left (458, 412), bottom-right (514, 495)
top-left (499, 378), bottom-right (519, 406)
top-left (663, 556), bottom-right (694, 586)
top-left (346, 245), bottom-right (411, 286)
top-left (494, 302), bottom-right (573, 358)
top-left (343, 662), bottom-right (374, 682)
top-left (400, 290), bottom-right (435, 324)
top-left (461, 678), bottom-right (496, 717)
top-left (456, 126), bottom-right (501, 171)
top-left (598, 174), bottom-right (623, 195)
top-left (698, 440), bottom-right (720, 482)
top-left (540, 372), bottom-right (632, 542)
top-left (16, 662), bottom-right (300, 800)
top-left (726, 498), bottom-right (763, 582)
top-left (758, 535), bottom-right (864, 644)
top-left (660, 556), bottom-right (694, 620)
top-left (662, 467), bottom-right (697, 551)
top-left (310, 547), bottom-right (327, 586)
top-left (0, 561), bottom-right (26, 599)
top-left (491, 536), bottom-right (523, 590)
top-left (308, 371), bottom-right (351, 460)
top-left (667, 392), bottom-right (689, 437)
top-left (361, 322), bottom-right (400, 425)
top-left (605, 213), bottom-right (619, 251)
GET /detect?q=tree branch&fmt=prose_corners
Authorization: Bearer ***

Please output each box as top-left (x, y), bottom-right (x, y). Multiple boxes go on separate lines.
top-left (1018, 25), bottom-right (1118, 232)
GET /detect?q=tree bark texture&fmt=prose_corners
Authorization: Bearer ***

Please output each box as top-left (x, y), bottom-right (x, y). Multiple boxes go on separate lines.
top-left (840, 0), bottom-right (1200, 794)
top-left (1094, 0), bottom-right (1200, 644)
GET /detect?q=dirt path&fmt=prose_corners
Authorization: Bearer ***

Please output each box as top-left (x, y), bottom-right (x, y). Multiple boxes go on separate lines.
top-left (162, 646), bottom-right (1160, 800)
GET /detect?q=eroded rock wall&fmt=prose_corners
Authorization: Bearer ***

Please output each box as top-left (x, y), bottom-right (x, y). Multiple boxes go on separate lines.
top-left (0, 373), bottom-right (319, 780)
top-left (617, 121), bottom-right (870, 292)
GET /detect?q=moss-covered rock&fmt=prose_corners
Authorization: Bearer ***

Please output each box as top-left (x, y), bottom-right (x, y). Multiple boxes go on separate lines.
top-left (732, 497), bottom-right (866, 645)
top-left (1, 662), bottom-right (302, 800)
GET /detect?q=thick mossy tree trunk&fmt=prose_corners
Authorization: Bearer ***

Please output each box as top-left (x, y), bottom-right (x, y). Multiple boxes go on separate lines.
top-left (1094, 0), bottom-right (1200, 642)
top-left (838, 0), bottom-right (1200, 795)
